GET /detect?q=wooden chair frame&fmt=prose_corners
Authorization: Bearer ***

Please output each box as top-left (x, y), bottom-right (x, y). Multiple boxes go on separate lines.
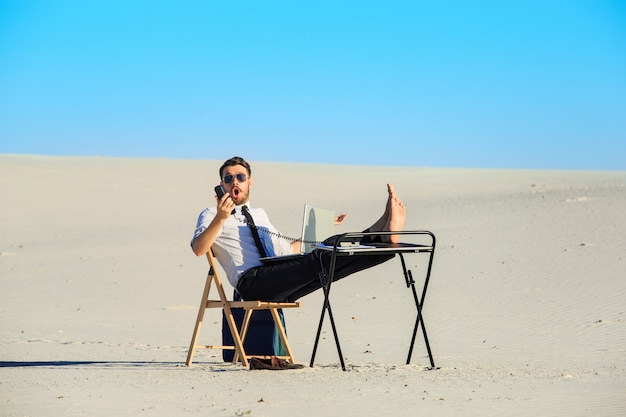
top-left (186, 250), bottom-right (301, 367)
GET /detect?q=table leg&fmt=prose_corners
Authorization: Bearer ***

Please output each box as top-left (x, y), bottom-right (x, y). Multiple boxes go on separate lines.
top-left (309, 288), bottom-right (327, 367)
top-left (310, 285), bottom-right (347, 370)
top-left (401, 253), bottom-right (436, 369)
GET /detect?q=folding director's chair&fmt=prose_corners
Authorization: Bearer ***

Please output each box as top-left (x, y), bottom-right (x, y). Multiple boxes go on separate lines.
top-left (186, 250), bottom-right (301, 367)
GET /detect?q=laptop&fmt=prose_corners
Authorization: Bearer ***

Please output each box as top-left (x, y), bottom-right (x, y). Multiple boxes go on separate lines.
top-left (260, 204), bottom-right (336, 264)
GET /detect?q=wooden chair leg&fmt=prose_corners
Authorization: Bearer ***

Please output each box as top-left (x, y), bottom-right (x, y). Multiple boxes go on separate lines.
top-left (185, 320), bottom-right (202, 366)
top-left (186, 275), bottom-right (213, 366)
top-left (223, 305), bottom-right (250, 367)
top-left (233, 309), bottom-right (254, 364)
top-left (270, 308), bottom-right (296, 363)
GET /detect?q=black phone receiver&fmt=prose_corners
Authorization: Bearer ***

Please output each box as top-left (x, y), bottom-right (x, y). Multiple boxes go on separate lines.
top-left (214, 185), bottom-right (236, 214)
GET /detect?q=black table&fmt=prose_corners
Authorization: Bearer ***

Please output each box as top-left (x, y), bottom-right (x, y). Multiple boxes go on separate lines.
top-left (309, 230), bottom-right (437, 371)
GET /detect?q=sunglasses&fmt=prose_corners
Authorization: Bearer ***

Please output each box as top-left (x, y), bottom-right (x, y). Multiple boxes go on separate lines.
top-left (222, 173), bottom-right (248, 184)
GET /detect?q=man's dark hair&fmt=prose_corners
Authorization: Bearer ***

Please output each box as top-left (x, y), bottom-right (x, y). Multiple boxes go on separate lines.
top-left (219, 156), bottom-right (251, 179)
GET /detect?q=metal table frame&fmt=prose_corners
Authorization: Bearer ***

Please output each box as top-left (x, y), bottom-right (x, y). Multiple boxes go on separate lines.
top-left (309, 230), bottom-right (437, 371)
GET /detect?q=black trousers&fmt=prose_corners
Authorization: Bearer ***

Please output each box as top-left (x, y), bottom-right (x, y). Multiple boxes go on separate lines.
top-left (237, 236), bottom-right (394, 302)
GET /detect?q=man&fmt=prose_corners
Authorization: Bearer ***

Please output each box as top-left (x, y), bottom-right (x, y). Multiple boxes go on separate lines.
top-left (191, 156), bottom-right (406, 302)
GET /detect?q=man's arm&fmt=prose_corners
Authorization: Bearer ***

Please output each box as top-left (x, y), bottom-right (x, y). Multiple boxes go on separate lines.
top-left (191, 216), bottom-right (225, 256)
top-left (191, 194), bottom-right (235, 256)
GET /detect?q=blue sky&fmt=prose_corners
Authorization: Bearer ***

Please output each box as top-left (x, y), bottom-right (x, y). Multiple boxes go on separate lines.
top-left (1, 0), bottom-right (625, 170)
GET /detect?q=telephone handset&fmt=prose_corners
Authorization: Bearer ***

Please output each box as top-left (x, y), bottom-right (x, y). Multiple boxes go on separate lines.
top-left (214, 185), bottom-right (236, 214)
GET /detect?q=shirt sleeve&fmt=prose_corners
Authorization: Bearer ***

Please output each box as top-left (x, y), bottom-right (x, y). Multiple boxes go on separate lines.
top-left (190, 208), bottom-right (217, 247)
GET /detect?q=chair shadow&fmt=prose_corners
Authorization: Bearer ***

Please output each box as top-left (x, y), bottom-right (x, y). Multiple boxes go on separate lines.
top-left (0, 360), bottom-right (247, 372)
top-left (0, 360), bottom-right (179, 368)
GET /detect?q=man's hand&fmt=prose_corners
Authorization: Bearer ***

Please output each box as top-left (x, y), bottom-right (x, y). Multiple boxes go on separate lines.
top-left (215, 193), bottom-right (235, 219)
top-left (334, 213), bottom-right (348, 225)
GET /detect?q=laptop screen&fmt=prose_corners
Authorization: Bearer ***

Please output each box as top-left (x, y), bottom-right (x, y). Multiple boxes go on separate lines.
top-left (300, 204), bottom-right (336, 254)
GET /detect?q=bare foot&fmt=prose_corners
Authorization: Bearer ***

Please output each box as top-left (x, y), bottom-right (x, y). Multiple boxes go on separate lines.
top-left (386, 185), bottom-right (405, 243)
top-left (366, 184), bottom-right (405, 242)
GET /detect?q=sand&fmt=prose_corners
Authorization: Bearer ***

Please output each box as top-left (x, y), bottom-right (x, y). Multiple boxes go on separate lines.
top-left (1, 154), bottom-right (624, 416)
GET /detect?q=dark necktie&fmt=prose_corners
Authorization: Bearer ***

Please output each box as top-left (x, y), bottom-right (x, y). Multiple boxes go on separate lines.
top-left (241, 205), bottom-right (268, 258)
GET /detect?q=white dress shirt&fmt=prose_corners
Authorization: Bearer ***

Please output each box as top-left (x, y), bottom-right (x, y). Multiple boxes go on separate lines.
top-left (191, 203), bottom-right (293, 288)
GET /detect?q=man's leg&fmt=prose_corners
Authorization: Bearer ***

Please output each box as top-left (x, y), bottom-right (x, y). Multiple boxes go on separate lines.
top-left (237, 250), bottom-right (394, 302)
top-left (285, 251), bottom-right (394, 301)
top-left (237, 184), bottom-right (405, 301)
top-left (237, 255), bottom-right (321, 302)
